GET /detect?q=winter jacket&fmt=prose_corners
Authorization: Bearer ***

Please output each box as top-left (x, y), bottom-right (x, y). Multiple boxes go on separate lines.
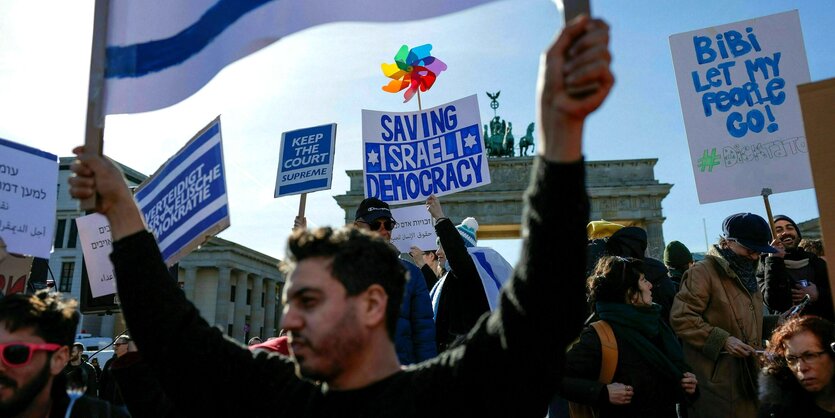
top-left (758, 369), bottom-right (835, 417)
top-left (48, 373), bottom-right (130, 418)
top-left (108, 156), bottom-right (589, 418)
top-left (757, 250), bottom-right (833, 320)
top-left (561, 321), bottom-right (692, 417)
top-left (431, 218), bottom-right (490, 352)
top-left (395, 258), bottom-right (437, 364)
top-left (670, 247), bottom-right (763, 418)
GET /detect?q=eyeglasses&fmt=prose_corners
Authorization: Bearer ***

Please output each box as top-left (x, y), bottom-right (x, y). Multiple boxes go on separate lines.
top-left (785, 351), bottom-right (829, 367)
top-left (359, 219), bottom-right (396, 231)
top-left (0, 342), bottom-right (61, 368)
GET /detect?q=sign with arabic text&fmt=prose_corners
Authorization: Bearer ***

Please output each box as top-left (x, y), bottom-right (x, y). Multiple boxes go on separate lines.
top-left (0, 138), bottom-right (57, 258)
top-left (76, 213), bottom-right (117, 298)
top-left (389, 204), bottom-right (437, 253)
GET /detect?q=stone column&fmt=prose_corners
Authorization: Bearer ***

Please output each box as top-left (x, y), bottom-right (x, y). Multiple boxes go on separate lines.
top-left (183, 266), bottom-right (197, 300)
top-left (645, 218), bottom-right (666, 261)
top-left (264, 278), bottom-right (277, 337)
top-left (233, 271), bottom-right (249, 342)
top-left (215, 266), bottom-right (231, 330)
top-left (251, 275), bottom-right (264, 338)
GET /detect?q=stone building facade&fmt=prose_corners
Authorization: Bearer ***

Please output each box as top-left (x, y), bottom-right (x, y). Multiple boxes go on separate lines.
top-left (334, 156), bottom-right (672, 259)
top-left (51, 158), bottom-right (284, 341)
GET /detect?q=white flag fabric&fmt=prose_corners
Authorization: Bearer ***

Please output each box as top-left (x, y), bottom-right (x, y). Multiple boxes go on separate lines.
top-left (104, 0), bottom-right (503, 115)
top-left (430, 246), bottom-right (514, 316)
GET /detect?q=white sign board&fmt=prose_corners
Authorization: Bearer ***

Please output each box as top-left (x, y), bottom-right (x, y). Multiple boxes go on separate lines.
top-left (389, 204), bottom-right (437, 253)
top-left (362, 95), bottom-right (490, 205)
top-left (76, 214), bottom-right (117, 298)
top-left (274, 123), bottom-right (337, 197)
top-left (670, 10), bottom-right (812, 203)
top-left (0, 138), bottom-right (58, 258)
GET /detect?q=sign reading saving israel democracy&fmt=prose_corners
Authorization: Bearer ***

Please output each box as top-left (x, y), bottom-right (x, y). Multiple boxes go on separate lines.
top-left (135, 117), bottom-right (230, 265)
top-left (670, 11), bottom-right (812, 203)
top-left (274, 124), bottom-right (337, 198)
top-left (362, 95), bottom-right (489, 205)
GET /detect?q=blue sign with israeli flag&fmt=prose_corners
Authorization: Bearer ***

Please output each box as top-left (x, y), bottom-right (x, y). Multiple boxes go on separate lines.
top-left (135, 117), bottom-right (230, 265)
top-left (274, 123), bottom-right (337, 198)
top-left (362, 95), bottom-right (490, 205)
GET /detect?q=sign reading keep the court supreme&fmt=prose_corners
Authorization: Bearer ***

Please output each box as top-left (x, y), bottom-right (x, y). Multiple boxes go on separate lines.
top-left (274, 123), bottom-right (337, 198)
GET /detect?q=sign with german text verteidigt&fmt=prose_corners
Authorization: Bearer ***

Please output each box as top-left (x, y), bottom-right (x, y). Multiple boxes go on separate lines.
top-left (76, 213), bottom-right (118, 298)
top-left (135, 117), bottom-right (230, 265)
top-left (0, 138), bottom-right (57, 258)
top-left (362, 95), bottom-right (490, 205)
top-left (274, 123), bottom-right (337, 198)
top-left (670, 10), bottom-right (812, 203)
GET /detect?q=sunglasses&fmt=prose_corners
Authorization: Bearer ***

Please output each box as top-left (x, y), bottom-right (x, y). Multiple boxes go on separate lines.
top-left (0, 342), bottom-right (61, 368)
top-left (360, 219), bottom-right (397, 231)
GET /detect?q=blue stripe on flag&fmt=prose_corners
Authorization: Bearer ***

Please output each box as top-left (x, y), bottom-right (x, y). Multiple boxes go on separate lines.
top-left (106, 0), bottom-right (274, 79)
top-left (473, 252), bottom-right (502, 290)
top-left (134, 123), bottom-right (220, 202)
top-left (160, 204), bottom-right (229, 261)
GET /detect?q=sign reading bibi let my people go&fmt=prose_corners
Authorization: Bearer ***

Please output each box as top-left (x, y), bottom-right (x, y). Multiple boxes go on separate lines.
top-left (274, 123), bottom-right (337, 198)
top-left (670, 10), bottom-right (812, 203)
top-left (362, 95), bottom-right (490, 205)
top-left (135, 117), bottom-right (230, 266)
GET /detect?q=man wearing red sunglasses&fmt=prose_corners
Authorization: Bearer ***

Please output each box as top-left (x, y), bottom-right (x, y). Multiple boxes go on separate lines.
top-left (0, 290), bottom-right (127, 417)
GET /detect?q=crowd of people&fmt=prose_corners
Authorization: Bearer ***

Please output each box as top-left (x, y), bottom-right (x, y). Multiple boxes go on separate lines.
top-left (0, 14), bottom-right (832, 418)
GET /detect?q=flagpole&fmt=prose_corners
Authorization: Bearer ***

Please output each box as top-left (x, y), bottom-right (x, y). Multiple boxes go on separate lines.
top-left (81, 0), bottom-right (110, 210)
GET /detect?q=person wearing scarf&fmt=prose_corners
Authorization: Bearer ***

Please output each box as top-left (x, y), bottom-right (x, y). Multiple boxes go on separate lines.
top-left (757, 214), bottom-right (833, 320)
top-left (671, 213), bottom-right (778, 418)
top-left (561, 256), bottom-right (698, 417)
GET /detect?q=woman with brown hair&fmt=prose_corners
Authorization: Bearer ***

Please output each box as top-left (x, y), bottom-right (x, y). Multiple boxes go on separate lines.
top-left (759, 316), bottom-right (835, 417)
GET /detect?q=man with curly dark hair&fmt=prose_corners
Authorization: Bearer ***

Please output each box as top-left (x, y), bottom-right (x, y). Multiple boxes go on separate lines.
top-left (0, 290), bottom-right (127, 417)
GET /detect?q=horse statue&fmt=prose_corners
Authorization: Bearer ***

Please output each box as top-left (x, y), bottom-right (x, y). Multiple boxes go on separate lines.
top-left (519, 122), bottom-right (535, 156)
top-left (503, 122), bottom-right (514, 157)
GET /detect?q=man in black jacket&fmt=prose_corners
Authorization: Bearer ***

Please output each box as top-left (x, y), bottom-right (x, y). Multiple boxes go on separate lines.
top-left (67, 15), bottom-right (613, 417)
top-left (758, 214), bottom-right (832, 320)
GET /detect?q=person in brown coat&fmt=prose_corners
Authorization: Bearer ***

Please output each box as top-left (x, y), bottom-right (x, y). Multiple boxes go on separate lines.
top-left (671, 213), bottom-right (777, 418)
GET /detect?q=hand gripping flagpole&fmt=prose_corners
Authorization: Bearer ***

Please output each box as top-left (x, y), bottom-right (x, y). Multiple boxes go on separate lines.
top-left (81, 0), bottom-right (110, 210)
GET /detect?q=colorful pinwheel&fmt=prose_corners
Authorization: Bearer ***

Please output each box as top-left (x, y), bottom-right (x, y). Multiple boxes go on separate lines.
top-left (381, 44), bottom-right (447, 103)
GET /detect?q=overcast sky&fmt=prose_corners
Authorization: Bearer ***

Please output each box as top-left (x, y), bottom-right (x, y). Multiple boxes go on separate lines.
top-left (1, 0), bottom-right (833, 265)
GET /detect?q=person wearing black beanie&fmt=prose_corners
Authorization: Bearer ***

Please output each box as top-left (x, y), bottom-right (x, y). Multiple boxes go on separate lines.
top-left (757, 214), bottom-right (832, 320)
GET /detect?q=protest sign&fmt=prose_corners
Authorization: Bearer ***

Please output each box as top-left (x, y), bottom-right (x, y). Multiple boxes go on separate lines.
top-left (135, 117), bottom-right (230, 265)
top-left (0, 248), bottom-right (34, 297)
top-left (274, 123), bottom-right (337, 198)
top-left (670, 10), bottom-right (811, 203)
top-left (0, 138), bottom-right (58, 258)
top-left (389, 204), bottom-right (437, 253)
top-left (362, 95), bottom-right (490, 205)
top-left (76, 213), bottom-right (117, 298)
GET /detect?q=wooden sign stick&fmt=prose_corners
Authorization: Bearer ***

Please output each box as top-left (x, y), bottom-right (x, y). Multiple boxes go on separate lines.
top-left (81, 0), bottom-right (110, 210)
top-left (761, 188), bottom-right (776, 239)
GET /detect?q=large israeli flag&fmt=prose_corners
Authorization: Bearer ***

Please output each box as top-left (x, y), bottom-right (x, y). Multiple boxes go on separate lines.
top-left (103, 0), bottom-right (503, 115)
top-left (430, 246), bottom-right (513, 316)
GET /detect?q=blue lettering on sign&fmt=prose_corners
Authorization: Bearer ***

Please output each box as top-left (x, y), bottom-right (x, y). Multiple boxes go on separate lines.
top-left (688, 24), bottom-right (787, 138)
top-left (379, 105), bottom-right (459, 142)
top-left (366, 123), bottom-right (483, 202)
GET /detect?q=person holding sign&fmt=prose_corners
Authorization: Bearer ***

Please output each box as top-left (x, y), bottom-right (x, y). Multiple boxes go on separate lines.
top-left (66, 14), bottom-right (613, 417)
top-left (353, 197), bottom-right (437, 365)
